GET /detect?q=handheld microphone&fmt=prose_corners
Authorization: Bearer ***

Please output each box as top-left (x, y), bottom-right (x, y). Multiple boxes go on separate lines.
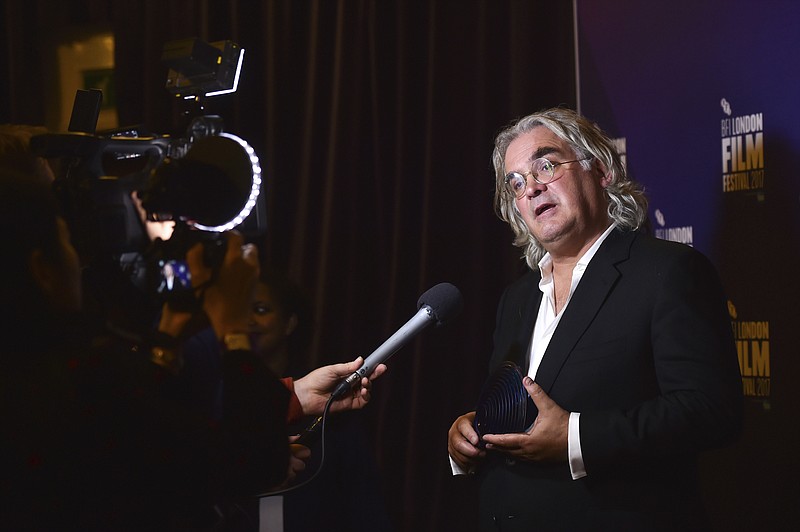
top-left (329, 282), bottom-right (463, 400)
top-left (294, 283), bottom-right (462, 446)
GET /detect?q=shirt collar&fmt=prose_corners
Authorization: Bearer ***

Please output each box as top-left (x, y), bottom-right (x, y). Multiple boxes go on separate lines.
top-left (537, 222), bottom-right (618, 273)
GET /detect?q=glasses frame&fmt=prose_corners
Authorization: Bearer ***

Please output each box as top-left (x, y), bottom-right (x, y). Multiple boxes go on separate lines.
top-left (504, 157), bottom-right (592, 198)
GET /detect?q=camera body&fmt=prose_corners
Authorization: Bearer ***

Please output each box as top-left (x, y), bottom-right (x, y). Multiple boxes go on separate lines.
top-left (29, 38), bottom-right (262, 318)
top-left (32, 121), bottom-right (263, 310)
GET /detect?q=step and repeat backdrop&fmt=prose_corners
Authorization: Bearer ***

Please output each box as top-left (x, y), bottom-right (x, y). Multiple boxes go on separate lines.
top-left (576, 1), bottom-right (799, 529)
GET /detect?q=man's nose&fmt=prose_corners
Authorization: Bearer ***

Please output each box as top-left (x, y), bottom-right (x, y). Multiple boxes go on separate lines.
top-left (524, 175), bottom-right (546, 197)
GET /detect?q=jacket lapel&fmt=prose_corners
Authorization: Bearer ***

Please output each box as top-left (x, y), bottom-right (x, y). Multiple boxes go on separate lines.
top-left (513, 275), bottom-right (542, 374)
top-left (534, 229), bottom-right (635, 392)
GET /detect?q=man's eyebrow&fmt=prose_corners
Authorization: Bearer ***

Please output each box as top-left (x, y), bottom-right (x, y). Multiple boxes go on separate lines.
top-left (530, 146), bottom-right (560, 161)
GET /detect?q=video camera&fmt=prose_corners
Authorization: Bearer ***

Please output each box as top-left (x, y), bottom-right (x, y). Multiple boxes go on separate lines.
top-left (30, 38), bottom-right (265, 312)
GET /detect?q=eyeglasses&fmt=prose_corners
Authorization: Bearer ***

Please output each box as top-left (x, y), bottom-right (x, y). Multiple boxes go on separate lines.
top-left (504, 157), bottom-right (591, 198)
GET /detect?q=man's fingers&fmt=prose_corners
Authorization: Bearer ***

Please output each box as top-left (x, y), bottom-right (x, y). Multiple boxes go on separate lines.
top-left (523, 376), bottom-right (551, 411)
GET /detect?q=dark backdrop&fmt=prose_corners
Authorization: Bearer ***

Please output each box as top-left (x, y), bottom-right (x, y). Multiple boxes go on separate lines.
top-left (1, 1), bottom-right (575, 530)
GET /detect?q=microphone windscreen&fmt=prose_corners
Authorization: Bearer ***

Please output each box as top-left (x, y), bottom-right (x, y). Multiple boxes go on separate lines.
top-left (417, 282), bottom-right (463, 326)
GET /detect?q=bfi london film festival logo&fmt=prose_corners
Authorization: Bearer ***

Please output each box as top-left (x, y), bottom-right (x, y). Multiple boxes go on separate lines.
top-left (653, 209), bottom-right (693, 246)
top-left (720, 98), bottom-right (765, 196)
top-left (728, 300), bottom-right (770, 402)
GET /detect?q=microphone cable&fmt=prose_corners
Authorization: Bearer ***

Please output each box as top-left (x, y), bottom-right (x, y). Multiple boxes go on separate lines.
top-left (256, 391), bottom-right (334, 497)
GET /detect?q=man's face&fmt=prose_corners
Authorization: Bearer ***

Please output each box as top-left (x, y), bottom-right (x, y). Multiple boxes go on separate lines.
top-left (504, 126), bottom-right (611, 258)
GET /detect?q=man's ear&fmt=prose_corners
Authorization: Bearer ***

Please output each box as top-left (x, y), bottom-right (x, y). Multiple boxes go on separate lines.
top-left (28, 248), bottom-right (56, 295)
top-left (594, 159), bottom-right (613, 188)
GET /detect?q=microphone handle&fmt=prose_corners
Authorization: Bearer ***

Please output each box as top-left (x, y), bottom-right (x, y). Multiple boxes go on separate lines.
top-left (333, 305), bottom-right (433, 400)
top-left (294, 305), bottom-right (435, 445)
top-left (362, 305), bottom-right (433, 373)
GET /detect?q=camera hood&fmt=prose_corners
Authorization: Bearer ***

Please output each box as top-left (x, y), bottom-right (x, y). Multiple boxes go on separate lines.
top-left (140, 132), bottom-right (262, 232)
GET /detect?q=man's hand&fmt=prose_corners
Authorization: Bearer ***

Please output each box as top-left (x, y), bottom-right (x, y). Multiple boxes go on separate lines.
top-left (481, 377), bottom-right (569, 463)
top-left (447, 412), bottom-right (485, 472)
top-left (293, 357), bottom-right (387, 416)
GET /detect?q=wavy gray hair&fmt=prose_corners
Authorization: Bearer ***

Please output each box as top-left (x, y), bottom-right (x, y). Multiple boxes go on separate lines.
top-left (492, 107), bottom-right (648, 270)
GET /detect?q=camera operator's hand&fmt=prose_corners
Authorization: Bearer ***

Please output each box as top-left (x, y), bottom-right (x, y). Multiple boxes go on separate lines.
top-left (156, 301), bottom-right (193, 339)
top-left (186, 231), bottom-right (259, 339)
top-left (130, 191), bottom-right (175, 242)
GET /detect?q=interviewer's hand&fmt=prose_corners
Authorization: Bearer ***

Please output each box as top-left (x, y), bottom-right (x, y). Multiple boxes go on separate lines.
top-left (285, 435), bottom-right (311, 484)
top-left (268, 435), bottom-right (311, 490)
top-left (481, 377), bottom-right (569, 463)
top-left (293, 357), bottom-right (387, 416)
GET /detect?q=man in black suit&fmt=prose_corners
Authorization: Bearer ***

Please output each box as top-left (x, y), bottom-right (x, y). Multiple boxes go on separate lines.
top-left (447, 108), bottom-right (742, 531)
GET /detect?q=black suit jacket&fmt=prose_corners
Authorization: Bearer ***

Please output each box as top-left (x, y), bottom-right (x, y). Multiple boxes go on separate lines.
top-left (478, 229), bottom-right (742, 531)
